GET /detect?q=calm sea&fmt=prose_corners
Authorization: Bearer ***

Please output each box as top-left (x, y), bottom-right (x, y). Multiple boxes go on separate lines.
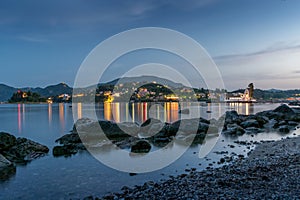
top-left (0, 102), bottom-right (298, 199)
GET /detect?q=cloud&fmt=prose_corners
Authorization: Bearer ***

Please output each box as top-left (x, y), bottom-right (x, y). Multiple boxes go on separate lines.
top-left (214, 43), bottom-right (300, 61)
top-left (17, 36), bottom-right (49, 43)
top-left (213, 42), bottom-right (300, 90)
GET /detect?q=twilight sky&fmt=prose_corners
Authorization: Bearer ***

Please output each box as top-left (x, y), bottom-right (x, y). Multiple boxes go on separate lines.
top-left (0, 0), bottom-right (300, 90)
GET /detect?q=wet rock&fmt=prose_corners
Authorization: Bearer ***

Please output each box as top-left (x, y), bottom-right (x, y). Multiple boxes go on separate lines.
top-left (0, 164), bottom-right (16, 182)
top-left (139, 118), bottom-right (166, 138)
top-left (0, 132), bottom-right (49, 181)
top-left (53, 145), bottom-right (79, 157)
top-left (73, 118), bottom-right (131, 140)
top-left (273, 104), bottom-right (294, 114)
top-left (0, 132), bottom-right (16, 151)
top-left (288, 121), bottom-right (299, 127)
top-left (3, 137), bottom-right (49, 163)
top-left (223, 124), bottom-right (245, 136)
top-left (198, 122), bottom-right (209, 133)
top-left (55, 133), bottom-right (82, 145)
top-left (131, 140), bottom-right (151, 154)
top-left (278, 125), bottom-right (291, 133)
top-left (240, 119), bottom-right (259, 128)
top-left (0, 153), bottom-right (13, 168)
top-left (118, 122), bottom-right (139, 137)
top-left (245, 127), bottom-right (263, 134)
top-left (225, 110), bottom-right (239, 122)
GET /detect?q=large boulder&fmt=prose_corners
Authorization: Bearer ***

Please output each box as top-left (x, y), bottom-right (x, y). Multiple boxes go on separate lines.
top-left (0, 132), bottom-right (17, 151)
top-left (273, 104), bottom-right (294, 114)
top-left (73, 118), bottom-right (133, 141)
top-left (3, 138), bottom-right (49, 163)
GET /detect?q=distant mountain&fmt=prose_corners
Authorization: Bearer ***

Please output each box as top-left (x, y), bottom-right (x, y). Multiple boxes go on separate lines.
top-left (35, 83), bottom-right (72, 97)
top-left (266, 89), bottom-right (283, 93)
top-left (0, 83), bottom-right (72, 102)
top-left (0, 84), bottom-right (18, 102)
top-left (104, 76), bottom-right (185, 88)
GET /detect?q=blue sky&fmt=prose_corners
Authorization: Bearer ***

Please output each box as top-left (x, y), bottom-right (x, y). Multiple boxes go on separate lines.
top-left (0, 0), bottom-right (300, 90)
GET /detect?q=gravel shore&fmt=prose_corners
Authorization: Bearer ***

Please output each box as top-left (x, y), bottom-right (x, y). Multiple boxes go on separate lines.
top-left (100, 136), bottom-right (300, 200)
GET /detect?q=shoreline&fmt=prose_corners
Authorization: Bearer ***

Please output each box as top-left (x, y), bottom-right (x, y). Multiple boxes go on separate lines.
top-left (101, 135), bottom-right (300, 199)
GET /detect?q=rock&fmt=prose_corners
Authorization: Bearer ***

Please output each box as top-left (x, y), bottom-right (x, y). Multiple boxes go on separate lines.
top-left (0, 164), bottom-right (16, 182)
top-left (273, 104), bottom-right (295, 114)
top-left (99, 120), bottom-right (131, 140)
top-left (278, 125), bottom-right (291, 133)
top-left (3, 138), bottom-right (49, 163)
top-left (0, 132), bottom-right (16, 151)
top-left (73, 118), bottom-right (131, 140)
top-left (225, 111), bottom-right (241, 124)
top-left (150, 130), bottom-right (172, 147)
top-left (245, 127), bottom-right (263, 134)
top-left (251, 115), bottom-right (269, 127)
top-left (0, 153), bottom-right (13, 168)
top-left (179, 108), bottom-right (190, 114)
top-left (118, 122), bottom-right (139, 137)
top-left (240, 119), bottom-right (259, 128)
top-left (288, 121), bottom-right (299, 127)
top-left (53, 145), bottom-right (78, 157)
top-left (223, 124), bottom-right (245, 136)
top-left (198, 122), bottom-right (209, 133)
top-left (131, 140), bottom-right (151, 153)
top-left (141, 118), bottom-right (162, 128)
top-left (55, 133), bottom-right (82, 145)
top-left (200, 117), bottom-right (210, 124)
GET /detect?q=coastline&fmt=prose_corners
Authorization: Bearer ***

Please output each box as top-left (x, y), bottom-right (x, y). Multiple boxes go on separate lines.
top-left (101, 135), bottom-right (300, 199)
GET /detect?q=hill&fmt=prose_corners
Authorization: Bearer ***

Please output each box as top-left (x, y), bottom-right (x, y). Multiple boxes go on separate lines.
top-left (0, 83), bottom-right (72, 102)
top-left (105, 76), bottom-right (185, 88)
top-left (0, 84), bottom-right (18, 102)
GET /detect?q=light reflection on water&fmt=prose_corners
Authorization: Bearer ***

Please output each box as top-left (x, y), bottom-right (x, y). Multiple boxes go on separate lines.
top-left (1, 102), bottom-right (298, 199)
top-left (72, 102), bottom-right (267, 125)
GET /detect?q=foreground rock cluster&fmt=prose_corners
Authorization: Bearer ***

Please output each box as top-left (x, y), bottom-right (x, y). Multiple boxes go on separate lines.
top-left (0, 132), bottom-right (49, 181)
top-left (53, 104), bottom-right (300, 157)
top-left (99, 136), bottom-right (300, 199)
top-left (222, 104), bottom-right (300, 136)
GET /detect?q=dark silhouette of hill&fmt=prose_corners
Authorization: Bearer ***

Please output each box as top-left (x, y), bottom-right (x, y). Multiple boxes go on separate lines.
top-left (0, 83), bottom-right (72, 102)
